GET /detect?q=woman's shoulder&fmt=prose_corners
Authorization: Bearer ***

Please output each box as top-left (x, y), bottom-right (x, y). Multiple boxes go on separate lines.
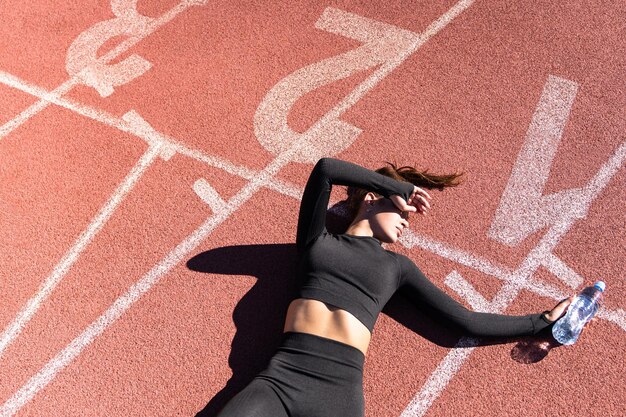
top-left (382, 250), bottom-right (414, 269)
top-left (382, 247), bottom-right (403, 257)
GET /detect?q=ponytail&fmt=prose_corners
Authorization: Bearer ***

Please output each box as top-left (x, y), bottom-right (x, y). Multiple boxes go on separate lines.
top-left (346, 162), bottom-right (464, 217)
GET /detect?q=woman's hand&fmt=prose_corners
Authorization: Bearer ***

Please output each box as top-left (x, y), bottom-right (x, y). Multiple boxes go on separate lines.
top-left (544, 296), bottom-right (575, 322)
top-left (390, 186), bottom-right (432, 215)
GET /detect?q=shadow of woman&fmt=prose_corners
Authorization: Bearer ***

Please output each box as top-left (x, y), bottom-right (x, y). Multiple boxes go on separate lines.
top-left (188, 243), bottom-right (299, 417)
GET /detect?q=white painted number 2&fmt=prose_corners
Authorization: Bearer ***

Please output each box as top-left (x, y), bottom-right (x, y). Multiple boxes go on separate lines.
top-left (254, 7), bottom-right (419, 163)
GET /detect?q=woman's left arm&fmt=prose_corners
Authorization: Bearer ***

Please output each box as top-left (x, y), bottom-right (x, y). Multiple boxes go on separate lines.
top-left (396, 254), bottom-right (553, 337)
top-left (296, 158), bottom-right (414, 254)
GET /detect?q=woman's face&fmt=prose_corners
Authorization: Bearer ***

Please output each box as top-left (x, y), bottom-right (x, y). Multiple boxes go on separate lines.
top-left (367, 197), bottom-right (410, 244)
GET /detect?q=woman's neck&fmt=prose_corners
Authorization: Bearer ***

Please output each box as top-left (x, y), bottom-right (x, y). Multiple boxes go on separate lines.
top-left (345, 220), bottom-right (373, 237)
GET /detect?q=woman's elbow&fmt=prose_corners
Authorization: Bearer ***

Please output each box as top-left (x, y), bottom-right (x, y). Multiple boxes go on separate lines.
top-left (314, 157), bottom-right (333, 172)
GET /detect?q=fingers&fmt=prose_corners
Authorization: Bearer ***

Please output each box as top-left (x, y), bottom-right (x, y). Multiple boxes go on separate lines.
top-left (412, 185), bottom-right (431, 200)
top-left (556, 296), bottom-right (574, 312)
top-left (411, 194), bottom-right (431, 211)
top-left (390, 195), bottom-right (417, 213)
top-left (390, 186), bottom-right (433, 216)
top-left (546, 295), bottom-right (575, 322)
top-left (409, 186), bottom-right (432, 214)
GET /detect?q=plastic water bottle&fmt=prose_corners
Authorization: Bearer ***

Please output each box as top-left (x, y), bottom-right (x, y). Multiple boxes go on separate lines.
top-left (552, 281), bottom-right (605, 345)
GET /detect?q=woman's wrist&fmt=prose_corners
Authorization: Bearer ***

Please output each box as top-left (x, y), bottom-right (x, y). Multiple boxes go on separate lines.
top-left (540, 310), bottom-right (555, 324)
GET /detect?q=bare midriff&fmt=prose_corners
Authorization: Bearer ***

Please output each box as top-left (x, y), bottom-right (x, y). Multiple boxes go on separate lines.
top-left (283, 298), bottom-right (371, 356)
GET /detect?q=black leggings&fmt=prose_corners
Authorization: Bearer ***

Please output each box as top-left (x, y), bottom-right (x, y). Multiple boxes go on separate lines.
top-left (216, 331), bottom-right (366, 417)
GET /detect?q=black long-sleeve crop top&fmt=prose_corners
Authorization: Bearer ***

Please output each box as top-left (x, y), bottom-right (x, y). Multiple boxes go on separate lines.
top-left (294, 158), bottom-right (552, 335)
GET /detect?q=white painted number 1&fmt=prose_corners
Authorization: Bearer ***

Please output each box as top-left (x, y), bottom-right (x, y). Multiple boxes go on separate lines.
top-left (488, 75), bottom-right (583, 246)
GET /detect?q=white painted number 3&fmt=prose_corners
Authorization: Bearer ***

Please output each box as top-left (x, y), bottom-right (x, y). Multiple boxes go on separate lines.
top-left (66, 0), bottom-right (154, 97)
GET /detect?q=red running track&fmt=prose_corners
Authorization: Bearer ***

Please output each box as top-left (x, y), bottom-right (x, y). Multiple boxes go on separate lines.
top-left (0, 1), bottom-right (624, 416)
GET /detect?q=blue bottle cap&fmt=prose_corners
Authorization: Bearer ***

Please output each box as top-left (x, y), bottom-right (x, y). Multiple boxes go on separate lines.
top-left (594, 281), bottom-right (606, 292)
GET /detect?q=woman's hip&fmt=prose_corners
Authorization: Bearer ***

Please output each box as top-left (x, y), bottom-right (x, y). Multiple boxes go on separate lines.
top-left (254, 331), bottom-right (365, 417)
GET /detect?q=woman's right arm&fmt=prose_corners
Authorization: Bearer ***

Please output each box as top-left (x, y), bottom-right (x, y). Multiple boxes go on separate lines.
top-left (296, 158), bottom-right (415, 254)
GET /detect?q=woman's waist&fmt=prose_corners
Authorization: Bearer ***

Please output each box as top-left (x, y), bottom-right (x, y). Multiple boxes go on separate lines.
top-left (284, 298), bottom-right (371, 356)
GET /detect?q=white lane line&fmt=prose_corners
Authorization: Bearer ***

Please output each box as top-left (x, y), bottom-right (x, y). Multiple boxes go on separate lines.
top-left (121, 111), bottom-right (176, 160)
top-left (0, 0), bottom-right (472, 411)
top-left (0, 143), bottom-right (161, 359)
top-left (0, 70), bottom-right (302, 200)
top-left (401, 224), bottom-right (586, 417)
top-left (444, 271), bottom-right (493, 312)
top-left (400, 337), bottom-right (479, 417)
top-left (193, 179), bottom-right (228, 214)
top-left (400, 137), bottom-right (626, 416)
top-left (0, 99), bottom-right (51, 141)
top-left (327, 0), bottom-right (476, 119)
top-left (597, 308), bottom-right (626, 332)
top-left (400, 230), bottom-right (564, 300)
top-left (401, 227), bottom-right (626, 322)
top-left (174, 144), bottom-right (303, 200)
top-left (543, 253), bottom-right (583, 289)
top-left (401, 229), bottom-right (626, 329)
top-left (580, 138), bottom-right (626, 203)
top-left (0, 0), bottom-right (203, 142)
top-left (3, 67), bottom-right (622, 416)
top-left (0, 123), bottom-right (311, 417)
